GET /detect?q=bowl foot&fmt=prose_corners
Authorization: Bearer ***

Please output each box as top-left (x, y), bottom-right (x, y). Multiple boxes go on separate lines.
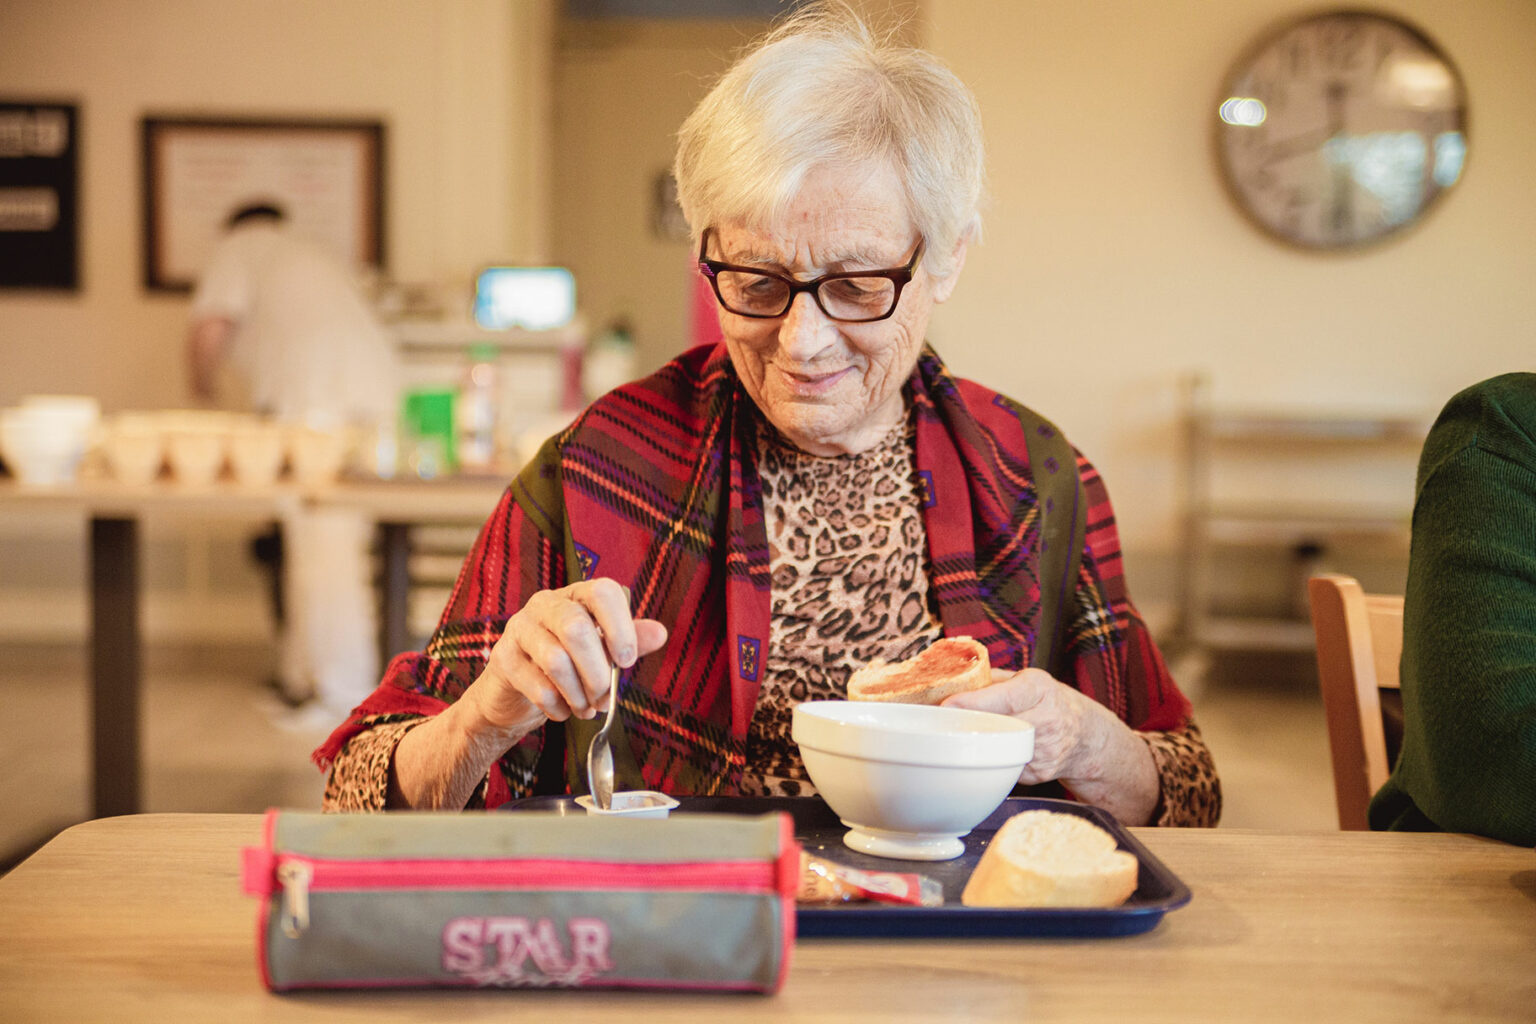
top-left (842, 825), bottom-right (965, 861)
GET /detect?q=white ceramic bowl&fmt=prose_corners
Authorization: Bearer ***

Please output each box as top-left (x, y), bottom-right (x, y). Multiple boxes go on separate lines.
top-left (0, 402), bottom-right (98, 486)
top-left (287, 426), bottom-right (348, 486)
top-left (792, 700), bottom-right (1034, 861)
top-left (226, 423), bottom-right (286, 486)
top-left (20, 394), bottom-right (101, 430)
top-left (159, 410), bottom-right (238, 486)
top-left (100, 414), bottom-right (165, 485)
top-left (164, 430), bottom-right (226, 486)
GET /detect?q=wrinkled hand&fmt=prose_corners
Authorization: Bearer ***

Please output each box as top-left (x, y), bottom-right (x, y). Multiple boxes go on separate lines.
top-left (941, 668), bottom-right (1116, 784)
top-left (467, 578), bottom-right (668, 736)
top-left (942, 667), bottom-right (1159, 825)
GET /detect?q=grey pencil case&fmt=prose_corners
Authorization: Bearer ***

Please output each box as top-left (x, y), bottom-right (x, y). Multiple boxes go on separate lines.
top-left (241, 808), bottom-right (799, 993)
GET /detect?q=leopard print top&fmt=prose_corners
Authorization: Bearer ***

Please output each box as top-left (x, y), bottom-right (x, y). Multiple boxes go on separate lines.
top-left (739, 413), bottom-right (945, 797)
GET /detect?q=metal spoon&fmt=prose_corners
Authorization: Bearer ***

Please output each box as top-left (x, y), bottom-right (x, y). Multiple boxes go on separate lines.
top-left (585, 661), bottom-right (621, 810)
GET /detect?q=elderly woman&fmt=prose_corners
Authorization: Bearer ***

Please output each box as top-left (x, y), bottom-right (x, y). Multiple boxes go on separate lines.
top-left (318, 4), bottom-right (1220, 827)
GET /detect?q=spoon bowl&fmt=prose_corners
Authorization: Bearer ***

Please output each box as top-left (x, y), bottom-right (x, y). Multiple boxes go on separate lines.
top-left (585, 663), bottom-right (621, 810)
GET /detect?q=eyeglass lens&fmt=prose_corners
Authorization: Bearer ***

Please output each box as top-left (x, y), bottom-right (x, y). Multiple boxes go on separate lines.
top-left (711, 270), bottom-right (898, 321)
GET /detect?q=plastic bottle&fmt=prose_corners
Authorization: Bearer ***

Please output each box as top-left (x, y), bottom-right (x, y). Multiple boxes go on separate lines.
top-left (583, 319), bottom-right (638, 401)
top-left (457, 343), bottom-right (500, 471)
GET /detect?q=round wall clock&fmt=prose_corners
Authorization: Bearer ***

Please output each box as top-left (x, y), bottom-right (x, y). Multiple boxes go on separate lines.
top-left (1214, 10), bottom-right (1468, 250)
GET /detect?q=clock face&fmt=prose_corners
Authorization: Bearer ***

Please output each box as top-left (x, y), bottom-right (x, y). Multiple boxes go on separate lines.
top-left (1215, 11), bottom-right (1468, 250)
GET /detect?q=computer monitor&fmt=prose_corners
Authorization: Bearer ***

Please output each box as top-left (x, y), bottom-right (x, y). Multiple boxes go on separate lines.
top-left (472, 266), bottom-right (576, 331)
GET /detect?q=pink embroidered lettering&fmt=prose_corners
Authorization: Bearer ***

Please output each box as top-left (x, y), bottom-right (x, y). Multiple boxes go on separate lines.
top-left (441, 917), bottom-right (485, 973)
top-left (567, 917), bottom-right (614, 973)
top-left (484, 916), bottom-right (568, 975)
top-left (441, 916), bottom-right (613, 987)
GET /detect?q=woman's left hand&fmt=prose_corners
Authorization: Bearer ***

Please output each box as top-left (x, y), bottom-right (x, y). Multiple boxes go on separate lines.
top-left (942, 668), bottom-right (1161, 826)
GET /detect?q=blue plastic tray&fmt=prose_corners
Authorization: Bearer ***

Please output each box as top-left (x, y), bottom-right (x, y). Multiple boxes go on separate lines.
top-left (502, 795), bottom-right (1191, 938)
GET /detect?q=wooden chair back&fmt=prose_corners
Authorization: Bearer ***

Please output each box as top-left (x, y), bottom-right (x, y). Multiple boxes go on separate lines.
top-left (1307, 573), bottom-right (1404, 831)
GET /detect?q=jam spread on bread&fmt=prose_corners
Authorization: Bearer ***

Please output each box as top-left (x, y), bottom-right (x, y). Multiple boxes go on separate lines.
top-left (856, 638), bottom-right (981, 696)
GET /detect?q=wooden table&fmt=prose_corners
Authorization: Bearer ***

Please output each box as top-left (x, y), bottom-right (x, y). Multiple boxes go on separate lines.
top-left (0, 476), bottom-right (507, 818)
top-left (0, 814), bottom-right (1532, 1022)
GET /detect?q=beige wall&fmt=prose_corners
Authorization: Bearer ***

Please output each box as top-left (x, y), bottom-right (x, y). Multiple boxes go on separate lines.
top-left (551, 17), bottom-right (763, 371)
top-left (0, 0), bottom-right (554, 412)
top-left (924, 0), bottom-right (1536, 564)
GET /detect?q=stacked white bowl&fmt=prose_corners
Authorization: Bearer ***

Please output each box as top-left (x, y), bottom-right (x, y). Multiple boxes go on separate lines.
top-left (0, 395), bottom-right (101, 486)
top-left (286, 425), bottom-right (349, 487)
top-left (100, 412), bottom-right (167, 485)
top-left (30, 407), bottom-right (356, 488)
top-left (226, 421), bottom-right (286, 486)
top-left (160, 410), bottom-right (238, 486)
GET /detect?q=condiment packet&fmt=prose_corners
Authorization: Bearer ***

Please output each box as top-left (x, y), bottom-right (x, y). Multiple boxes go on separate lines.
top-left (797, 852), bottom-right (944, 907)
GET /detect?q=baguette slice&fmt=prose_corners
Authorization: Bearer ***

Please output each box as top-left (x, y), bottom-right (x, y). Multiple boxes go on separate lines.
top-left (846, 635), bottom-right (990, 705)
top-left (960, 810), bottom-right (1138, 908)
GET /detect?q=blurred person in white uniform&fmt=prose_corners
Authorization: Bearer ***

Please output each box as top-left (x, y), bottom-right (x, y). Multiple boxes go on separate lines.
top-left (188, 201), bottom-right (399, 713)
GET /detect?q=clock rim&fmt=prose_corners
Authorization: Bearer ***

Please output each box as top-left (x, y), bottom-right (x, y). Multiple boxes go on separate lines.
top-left (1211, 7), bottom-right (1471, 252)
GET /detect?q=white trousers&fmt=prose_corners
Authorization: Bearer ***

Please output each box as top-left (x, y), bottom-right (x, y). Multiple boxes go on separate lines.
top-left (278, 507), bottom-right (379, 712)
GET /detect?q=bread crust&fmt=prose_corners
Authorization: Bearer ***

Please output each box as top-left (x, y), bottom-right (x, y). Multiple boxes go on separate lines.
top-left (846, 635), bottom-right (991, 705)
top-left (960, 810), bottom-right (1138, 908)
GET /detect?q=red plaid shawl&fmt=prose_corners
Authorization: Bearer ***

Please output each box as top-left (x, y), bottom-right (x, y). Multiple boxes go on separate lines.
top-left (316, 343), bottom-right (1190, 806)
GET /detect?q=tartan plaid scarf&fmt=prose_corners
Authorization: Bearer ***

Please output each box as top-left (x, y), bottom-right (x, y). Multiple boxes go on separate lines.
top-left (316, 342), bottom-right (1189, 807)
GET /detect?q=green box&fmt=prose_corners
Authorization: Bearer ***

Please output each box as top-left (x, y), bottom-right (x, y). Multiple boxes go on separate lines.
top-left (402, 388), bottom-right (456, 475)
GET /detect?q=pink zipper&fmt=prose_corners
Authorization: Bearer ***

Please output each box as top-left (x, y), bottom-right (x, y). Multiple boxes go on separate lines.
top-left (249, 852), bottom-right (778, 895)
top-left (242, 849), bottom-right (785, 941)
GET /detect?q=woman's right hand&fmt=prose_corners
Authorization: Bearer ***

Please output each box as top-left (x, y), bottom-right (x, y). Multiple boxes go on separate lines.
top-left (389, 577), bottom-right (668, 810)
top-left (465, 577), bottom-right (670, 738)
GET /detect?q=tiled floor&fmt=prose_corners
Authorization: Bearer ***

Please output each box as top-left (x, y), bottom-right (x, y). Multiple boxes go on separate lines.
top-left (0, 644), bottom-right (1336, 868)
top-left (1185, 652), bottom-right (1337, 831)
top-left (0, 647), bottom-right (334, 867)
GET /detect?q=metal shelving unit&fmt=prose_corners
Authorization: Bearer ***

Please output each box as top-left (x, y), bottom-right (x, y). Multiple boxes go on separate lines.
top-left (1171, 374), bottom-right (1429, 664)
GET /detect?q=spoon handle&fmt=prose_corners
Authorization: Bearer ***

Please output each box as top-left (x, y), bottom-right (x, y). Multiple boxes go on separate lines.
top-left (587, 662), bottom-right (621, 810)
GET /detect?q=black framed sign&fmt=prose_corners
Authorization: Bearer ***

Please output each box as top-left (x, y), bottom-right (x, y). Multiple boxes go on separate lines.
top-left (0, 100), bottom-right (80, 290)
top-left (141, 116), bottom-right (385, 292)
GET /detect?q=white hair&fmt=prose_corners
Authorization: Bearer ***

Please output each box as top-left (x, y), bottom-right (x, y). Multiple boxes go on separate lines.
top-left (673, 1), bottom-right (985, 279)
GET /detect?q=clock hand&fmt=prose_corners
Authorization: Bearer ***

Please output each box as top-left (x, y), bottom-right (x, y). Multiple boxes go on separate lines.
top-left (1325, 79), bottom-right (1346, 136)
top-left (1262, 126), bottom-right (1336, 162)
top-left (1324, 80), bottom-right (1354, 239)
top-left (1330, 162), bottom-right (1353, 238)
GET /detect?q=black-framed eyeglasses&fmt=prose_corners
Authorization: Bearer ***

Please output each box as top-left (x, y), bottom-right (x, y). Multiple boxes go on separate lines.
top-left (697, 229), bottom-right (924, 324)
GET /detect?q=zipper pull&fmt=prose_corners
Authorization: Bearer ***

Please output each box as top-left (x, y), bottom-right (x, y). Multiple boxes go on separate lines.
top-left (276, 859), bottom-right (313, 938)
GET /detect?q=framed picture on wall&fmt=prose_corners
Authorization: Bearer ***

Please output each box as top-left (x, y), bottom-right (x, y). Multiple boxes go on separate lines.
top-left (0, 100), bottom-right (80, 290)
top-left (141, 116), bottom-right (385, 292)
top-left (651, 170), bottom-right (690, 243)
